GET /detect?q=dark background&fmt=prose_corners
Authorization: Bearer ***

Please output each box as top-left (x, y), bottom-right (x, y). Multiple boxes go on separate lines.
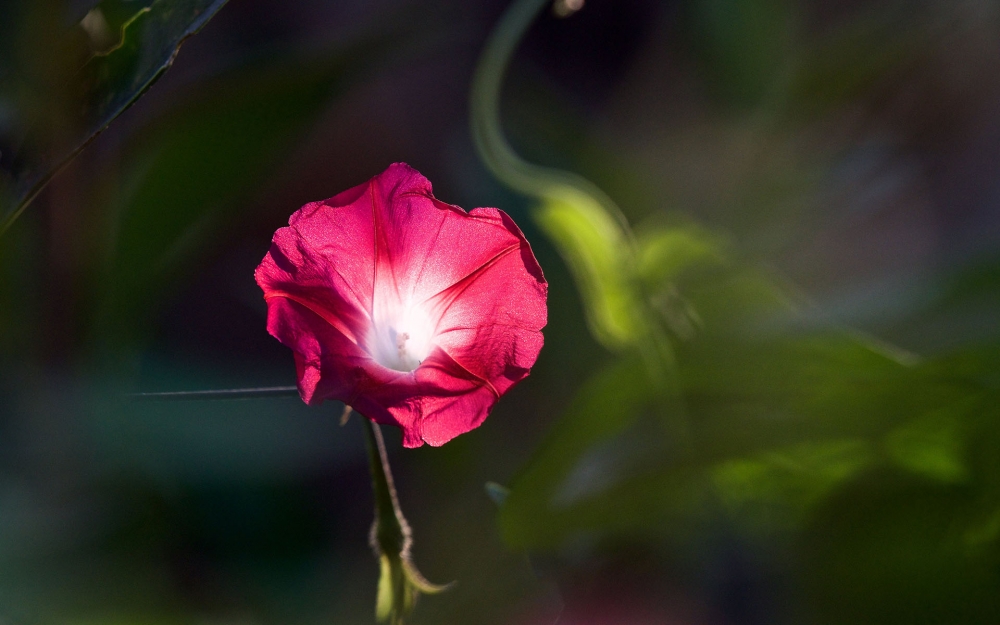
top-left (1, 0), bottom-right (999, 623)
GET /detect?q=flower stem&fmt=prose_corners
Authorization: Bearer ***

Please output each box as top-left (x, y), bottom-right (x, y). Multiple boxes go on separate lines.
top-left (357, 409), bottom-right (449, 624)
top-left (361, 413), bottom-right (413, 563)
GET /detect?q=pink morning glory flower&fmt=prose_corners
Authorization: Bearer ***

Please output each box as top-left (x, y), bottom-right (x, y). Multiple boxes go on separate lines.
top-left (255, 163), bottom-right (547, 447)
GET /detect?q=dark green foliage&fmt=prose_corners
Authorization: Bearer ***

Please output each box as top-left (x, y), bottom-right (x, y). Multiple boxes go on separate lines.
top-left (497, 220), bottom-right (1000, 621)
top-left (0, 0), bottom-right (230, 235)
top-left (95, 37), bottom-right (393, 347)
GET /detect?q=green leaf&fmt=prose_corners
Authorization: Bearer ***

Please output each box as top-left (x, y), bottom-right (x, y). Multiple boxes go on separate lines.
top-left (712, 439), bottom-right (876, 529)
top-left (885, 406), bottom-right (970, 484)
top-left (678, 332), bottom-right (917, 457)
top-left (636, 225), bottom-right (727, 288)
top-left (374, 554), bottom-right (396, 622)
top-left (497, 262), bottom-right (1000, 551)
top-left (0, 0), bottom-right (230, 237)
top-left (636, 224), bottom-right (727, 340)
top-left (801, 470), bottom-right (1000, 625)
top-left (534, 184), bottom-right (644, 351)
top-left (498, 356), bottom-right (662, 548)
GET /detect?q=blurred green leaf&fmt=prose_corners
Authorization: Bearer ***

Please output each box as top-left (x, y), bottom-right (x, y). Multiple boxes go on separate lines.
top-left (964, 508), bottom-right (1000, 549)
top-left (498, 356), bottom-right (662, 548)
top-left (636, 225), bottom-right (726, 288)
top-left (802, 470), bottom-right (1000, 625)
top-left (498, 259), bottom-right (1000, 553)
top-left (535, 185), bottom-right (644, 350)
top-left (885, 405), bottom-right (970, 484)
top-left (712, 438), bottom-right (875, 528)
top-left (636, 224), bottom-right (727, 339)
top-left (679, 333), bottom-right (918, 457)
top-left (0, 0), bottom-right (230, 237)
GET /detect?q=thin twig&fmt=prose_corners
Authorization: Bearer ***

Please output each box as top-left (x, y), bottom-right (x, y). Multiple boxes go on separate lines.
top-left (127, 386), bottom-right (299, 401)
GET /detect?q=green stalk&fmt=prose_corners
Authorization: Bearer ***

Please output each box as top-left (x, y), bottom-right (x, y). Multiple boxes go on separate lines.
top-left (470, 0), bottom-right (680, 390)
top-left (469, 0), bottom-right (635, 242)
top-left (358, 412), bottom-right (449, 624)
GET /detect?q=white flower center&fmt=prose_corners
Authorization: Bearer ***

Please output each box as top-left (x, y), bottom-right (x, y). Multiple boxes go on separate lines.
top-left (370, 303), bottom-right (435, 372)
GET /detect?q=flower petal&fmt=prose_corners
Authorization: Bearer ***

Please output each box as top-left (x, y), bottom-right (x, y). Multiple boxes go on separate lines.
top-left (427, 208), bottom-right (547, 396)
top-left (369, 163), bottom-right (535, 306)
top-left (256, 182), bottom-right (376, 348)
top-left (265, 295), bottom-right (500, 447)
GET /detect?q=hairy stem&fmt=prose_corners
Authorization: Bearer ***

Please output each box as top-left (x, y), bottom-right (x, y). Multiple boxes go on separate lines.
top-left (361, 413), bottom-right (413, 563)
top-left (359, 410), bottom-right (449, 624)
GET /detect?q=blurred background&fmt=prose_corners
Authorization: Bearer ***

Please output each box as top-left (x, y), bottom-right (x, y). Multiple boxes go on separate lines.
top-left (1, 0), bottom-right (999, 623)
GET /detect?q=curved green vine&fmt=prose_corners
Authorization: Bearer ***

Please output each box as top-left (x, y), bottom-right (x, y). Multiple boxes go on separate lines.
top-left (470, 0), bottom-right (676, 380)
